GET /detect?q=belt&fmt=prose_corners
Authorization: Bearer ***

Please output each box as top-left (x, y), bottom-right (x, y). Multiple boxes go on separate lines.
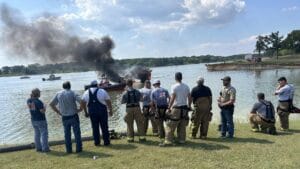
top-left (279, 100), bottom-right (290, 103)
top-left (126, 104), bottom-right (139, 108)
top-left (62, 114), bottom-right (78, 121)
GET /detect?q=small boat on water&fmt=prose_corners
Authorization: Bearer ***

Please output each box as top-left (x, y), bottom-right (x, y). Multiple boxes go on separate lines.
top-left (20, 76), bottom-right (30, 79)
top-left (42, 74), bottom-right (61, 81)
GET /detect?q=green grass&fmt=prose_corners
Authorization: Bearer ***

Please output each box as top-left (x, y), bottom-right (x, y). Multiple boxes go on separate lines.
top-left (1, 121), bottom-right (300, 169)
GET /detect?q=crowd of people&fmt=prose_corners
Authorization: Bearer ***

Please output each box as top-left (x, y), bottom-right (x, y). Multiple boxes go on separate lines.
top-left (26, 72), bottom-right (296, 153)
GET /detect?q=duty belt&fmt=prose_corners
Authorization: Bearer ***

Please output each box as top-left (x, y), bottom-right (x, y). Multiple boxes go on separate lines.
top-left (166, 105), bottom-right (189, 121)
top-left (126, 103), bottom-right (139, 108)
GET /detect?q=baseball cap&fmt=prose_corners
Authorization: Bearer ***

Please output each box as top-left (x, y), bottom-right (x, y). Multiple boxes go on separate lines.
top-left (278, 77), bottom-right (287, 82)
top-left (221, 76), bottom-right (231, 81)
top-left (90, 80), bottom-right (98, 85)
top-left (153, 80), bottom-right (161, 85)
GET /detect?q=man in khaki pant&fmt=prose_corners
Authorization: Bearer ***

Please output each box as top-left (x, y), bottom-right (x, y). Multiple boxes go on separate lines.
top-left (121, 79), bottom-right (146, 142)
top-left (249, 93), bottom-right (276, 134)
top-left (189, 77), bottom-right (212, 139)
top-left (275, 77), bottom-right (294, 131)
top-left (160, 72), bottom-right (191, 146)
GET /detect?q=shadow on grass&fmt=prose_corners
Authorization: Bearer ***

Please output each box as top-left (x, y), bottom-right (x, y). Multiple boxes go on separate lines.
top-left (182, 141), bottom-right (230, 150)
top-left (206, 137), bottom-right (274, 144)
top-left (105, 143), bottom-right (137, 150)
top-left (47, 150), bottom-right (112, 159)
top-left (287, 129), bottom-right (300, 133)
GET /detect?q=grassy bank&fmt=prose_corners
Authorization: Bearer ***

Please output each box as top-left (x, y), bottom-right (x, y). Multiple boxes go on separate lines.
top-left (1, 122), bottom-right (300, 169)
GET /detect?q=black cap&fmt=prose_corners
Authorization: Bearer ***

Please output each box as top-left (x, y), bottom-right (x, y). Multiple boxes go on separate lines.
top-left (278, 77), bottom-right (287, 82)
top-left (221, 76), bottom-right (231, 81)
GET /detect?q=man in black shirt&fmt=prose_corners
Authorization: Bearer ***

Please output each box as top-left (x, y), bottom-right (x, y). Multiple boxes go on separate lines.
top-left (189, 77), bottom-right (212, 139)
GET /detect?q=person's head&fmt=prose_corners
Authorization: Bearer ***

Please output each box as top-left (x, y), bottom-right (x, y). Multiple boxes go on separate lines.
top-left (90, 80), bottom-right (98, 88)
top-left (153, 80), bottom-right (161, 88)
top-left (221, 76), bottom-right (231, 86)
top-left (197, 76), bottom-right (204, 86)
top-left (175, 72), bottom-right (182, 82)
top-left (257, 93), bottom-right (265, 100)
top-left (126, 79), bottom-right (133, 87)
top-left (144, 80), bottom-right (151, 88)
top-left (31, 88), bottom-right (41, 98)
top-left (63, 81), bottom-right (71, 90)
top-left (278, 77), bottom-right (287, 87)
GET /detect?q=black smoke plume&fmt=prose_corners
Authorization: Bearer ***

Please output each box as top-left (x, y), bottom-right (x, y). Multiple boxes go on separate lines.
top-left (0, 4), bottom-right (122, 82)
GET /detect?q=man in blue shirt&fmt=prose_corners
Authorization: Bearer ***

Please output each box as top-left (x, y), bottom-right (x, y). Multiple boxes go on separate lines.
top-left (151, 80), bottom-right (170, 142)
top-left (27, 88), bottom-right (50, 152)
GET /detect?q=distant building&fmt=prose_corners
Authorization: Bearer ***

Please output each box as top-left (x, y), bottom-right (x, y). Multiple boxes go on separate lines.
top-left (245, 54), bottom-right (261, 63)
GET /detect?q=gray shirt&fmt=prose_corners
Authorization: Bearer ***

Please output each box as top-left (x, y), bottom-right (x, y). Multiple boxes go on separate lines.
top-left (140, 87), bottom-right (152, 106)
top-left (251, 100), bottom-right (275, 120)
top-left (50, 89), bottom-right (81, 116)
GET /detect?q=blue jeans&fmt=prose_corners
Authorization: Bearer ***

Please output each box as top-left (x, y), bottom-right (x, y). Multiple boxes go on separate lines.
top-left (220, 108), bottom-right (234, 137)
top-left (62, 114), bottom-right (82, 153)
top-left (31, 120), bottom-right (49, 152)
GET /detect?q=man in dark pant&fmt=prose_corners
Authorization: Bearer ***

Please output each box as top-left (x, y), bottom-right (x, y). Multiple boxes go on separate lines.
top-left (50, 81), bottom-right (82, 153)
top-left (82, 80), bottom-right (113, 146)
top-left (62, 114), bottom-right (82, 153)
top-left (220, 107), bottom-right (234, 137)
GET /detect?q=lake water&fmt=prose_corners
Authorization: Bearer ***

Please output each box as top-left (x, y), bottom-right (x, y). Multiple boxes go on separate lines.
top-left (0, 63), bottom-right (300, 145)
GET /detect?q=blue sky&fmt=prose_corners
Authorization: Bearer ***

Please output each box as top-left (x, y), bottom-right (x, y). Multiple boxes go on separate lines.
top-left (0, 0), bottom-right (300, 66)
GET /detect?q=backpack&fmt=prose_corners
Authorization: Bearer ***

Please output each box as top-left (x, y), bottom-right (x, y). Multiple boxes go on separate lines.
top-left (127, 89), bottom-right (138, 104)
top-left (261, 101), bottom-right (275, 121)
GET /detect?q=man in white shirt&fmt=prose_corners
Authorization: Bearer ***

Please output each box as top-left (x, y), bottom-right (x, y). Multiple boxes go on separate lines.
top-left (275, 77), bottom-right (294, 131)
top-left (161, 72), bottom-right (191, 146)
top-left (81, 80), bottom-right (113, 146)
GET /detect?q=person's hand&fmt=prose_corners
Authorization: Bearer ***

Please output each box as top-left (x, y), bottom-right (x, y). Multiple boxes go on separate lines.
top-left (218, 102), bottom-right (224, 107)
top-left (108, 110), bottom-right (113, 117)
top-left (85, 112), bottom-right (89, 118)
top-left (166, 108), bottom-right (171, 114)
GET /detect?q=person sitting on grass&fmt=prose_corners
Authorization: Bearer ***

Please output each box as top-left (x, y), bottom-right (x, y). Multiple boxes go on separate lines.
top-left (249, 93), bottom-right (277, 135)
top-left (27, 88), bottom-right (50, 152)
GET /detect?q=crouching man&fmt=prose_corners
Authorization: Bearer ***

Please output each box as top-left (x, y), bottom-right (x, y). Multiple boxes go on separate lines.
top-left (249, 93), bottom-right (276, 135)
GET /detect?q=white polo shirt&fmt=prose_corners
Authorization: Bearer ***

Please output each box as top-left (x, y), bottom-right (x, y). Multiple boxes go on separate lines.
top-left (275, 84), bottom-right (293, 101)
top-left (82, 87), bottom-right (110, 105)
top-left (171, 82), bottom-right (190, 107)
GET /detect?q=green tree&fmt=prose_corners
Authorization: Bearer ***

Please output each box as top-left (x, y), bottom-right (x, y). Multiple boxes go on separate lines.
top-left (265, 31), bottom-right (284, 60)
top-left (255, 35), bottom-right (267, 56)
top-left (281, 30), bottom-right (300, 53)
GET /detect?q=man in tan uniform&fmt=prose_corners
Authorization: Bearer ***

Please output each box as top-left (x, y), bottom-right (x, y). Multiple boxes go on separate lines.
top-left (189, 77), bottom-right (212, 139)
top-left (160, 72), bottom-right (191, 146)
top-left (121, 79), bottom-right (146, 142)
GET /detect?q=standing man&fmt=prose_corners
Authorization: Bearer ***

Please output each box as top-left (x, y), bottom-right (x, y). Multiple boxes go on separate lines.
top-left (249, 93), bottom-right (276, 134)
top-left (275, 77), bottom-right (294, 131)
top-left (151, 80), bottom-right (170, 143)
top-left (50, 81), bottom-right (82, 153)
top-left (140, 80), bottom-right (158, 135)
top-left (217, 76), bottom-right (236, 139)
top-left (189, 77), bottom-right (212, 139)
top-left (162, 72), bottom-right (191, 146)
top-left (81, 80), bottom-right (113, 146)
top-left (27, 88), bottom-right (50, 152)
top-left (121, 79), bottom-right (146, 142)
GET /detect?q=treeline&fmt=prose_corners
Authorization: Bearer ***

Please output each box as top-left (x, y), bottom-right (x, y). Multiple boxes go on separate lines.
top-left (0, 54), bottom-right (245, 76)
top-left (255, 29), bottom-right (300, 58)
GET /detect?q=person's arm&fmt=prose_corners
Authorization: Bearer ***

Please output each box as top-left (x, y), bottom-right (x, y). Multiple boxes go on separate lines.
top-left (80, 100), bottom-right (89, 117)
top-left (168, 93), bottom-right (176, 110)
top-left (40, 101), bottom-right (46, 114)
top-left (49, 95), bottom-right (62, 116)
top-left (275, 86), bottom-right (284, 95)
top-left (106, 99), bottom-right (113, 117)
top-left (250, 103), bottom-right (258, 114)
top-left (188, 93), bottom-right (192, 109)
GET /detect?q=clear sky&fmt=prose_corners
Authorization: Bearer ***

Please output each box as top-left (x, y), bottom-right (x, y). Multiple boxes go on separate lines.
top-left (0, 0), bottom-right (300, 67)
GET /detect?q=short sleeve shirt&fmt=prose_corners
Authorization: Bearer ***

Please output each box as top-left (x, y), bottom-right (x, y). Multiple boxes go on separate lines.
top-left (82, 87), bottom-right (110, 105)
top-left (191, 85), bottom-right (212, 103)
top-left (171, 82), bottom-right (190, 107)
top-left (220, 85), bottom-right (236, 103)
top-left (139, 87), bottom-right (152, 106)
top-left (151, 87), bottom-right (169, 107)
top-left (275, 84), bottom-right (293, 101)
top-left (251, 100), bottom-right (275, 120)
top-left (50, 89), bottom-right (81, 116)
top-left (27, 98), bottom-right (46, 121)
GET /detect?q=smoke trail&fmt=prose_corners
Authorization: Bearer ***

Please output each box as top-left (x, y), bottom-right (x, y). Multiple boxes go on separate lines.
top-left (0, 4), bottom-right (122, 82)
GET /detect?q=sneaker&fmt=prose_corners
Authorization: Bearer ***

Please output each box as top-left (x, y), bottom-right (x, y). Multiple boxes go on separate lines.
top-left (200, 136), bottom-right (207, 139)
top-left (279, 127), bottom-right (289, 131)
top-left (251, 128), bottom-right (259, 132)
top-left (219, 135), bottom-right (226, 139)
top-left (226, 135), bottom-right (234, 139)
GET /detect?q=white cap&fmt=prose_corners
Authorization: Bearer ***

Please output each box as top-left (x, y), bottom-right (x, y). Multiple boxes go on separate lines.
top-left (90, 80), bottom-right (98, 85)
top-left (153, 80), bottom-right (161, 85)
